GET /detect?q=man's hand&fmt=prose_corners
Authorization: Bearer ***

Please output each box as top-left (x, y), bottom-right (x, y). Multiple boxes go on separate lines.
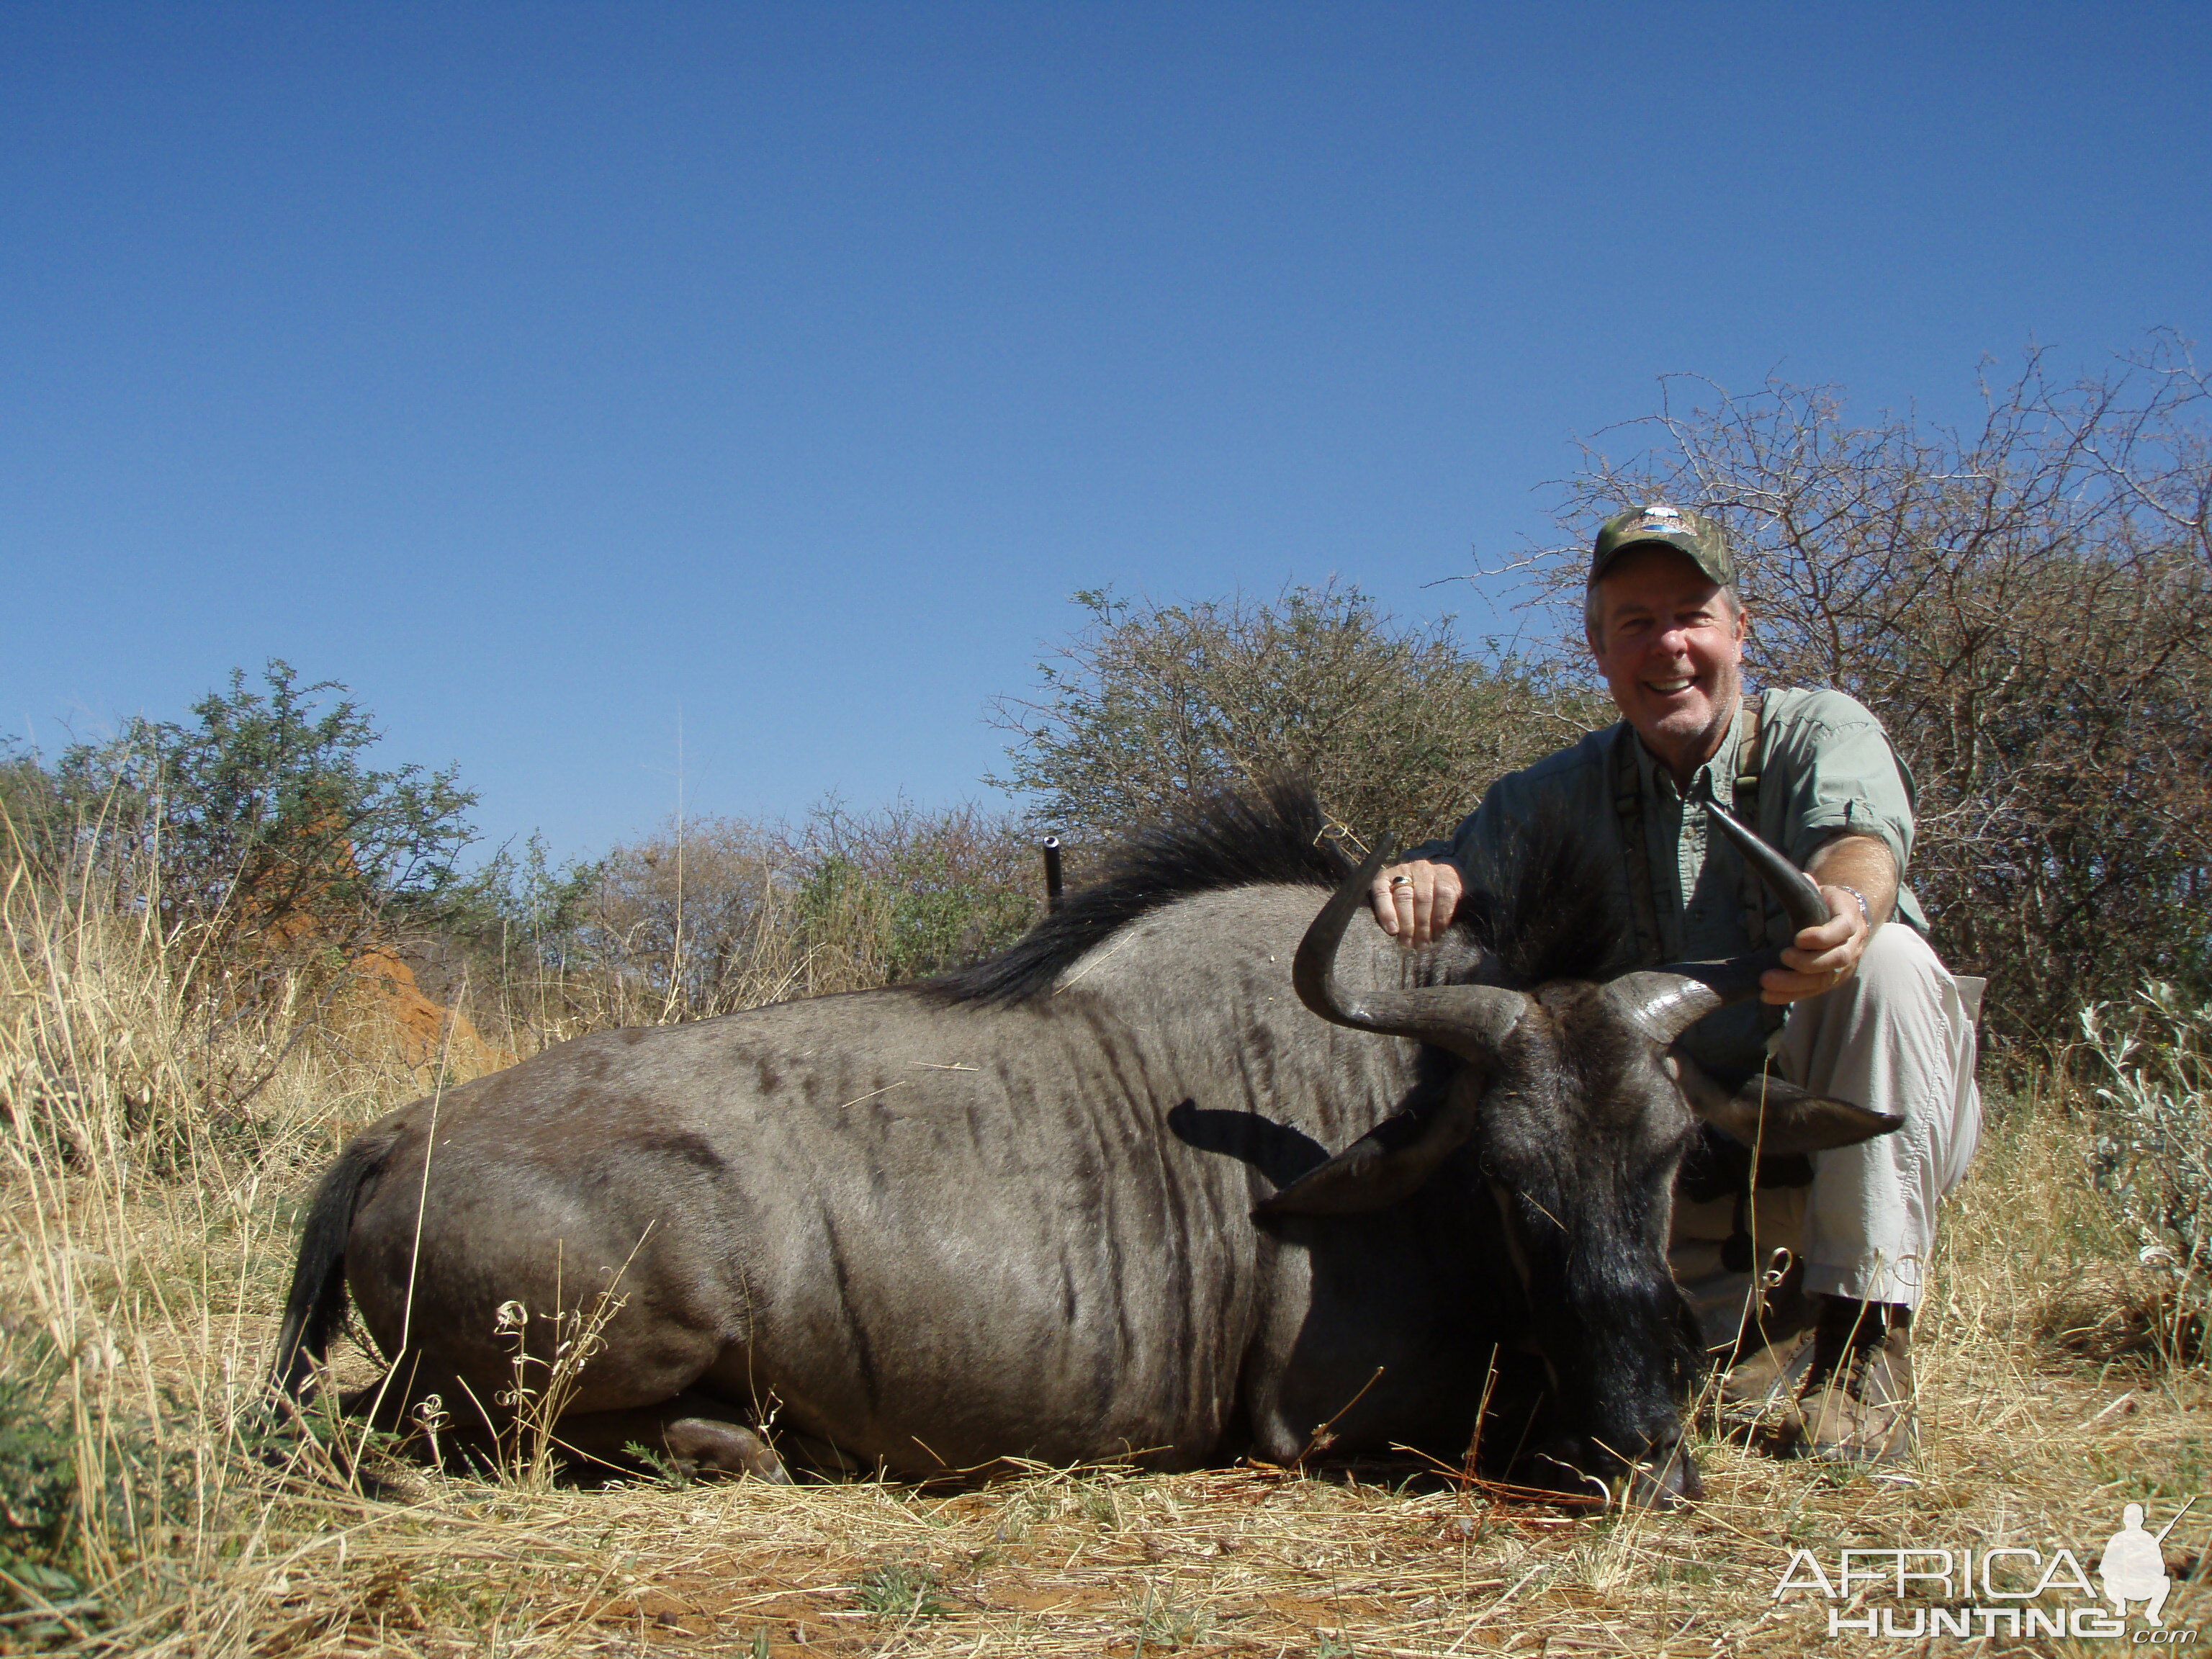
top-left (1370, 858), bottom-right (1463, 948)
top-left (1761, 830), bottom-right (1896, 1005)
top-left (1759, 886), bottom-right (1872, 1004)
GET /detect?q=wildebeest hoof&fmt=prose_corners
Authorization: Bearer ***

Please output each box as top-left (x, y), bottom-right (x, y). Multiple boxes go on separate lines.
top-left (665, 1419), bottom-right (792, 1483)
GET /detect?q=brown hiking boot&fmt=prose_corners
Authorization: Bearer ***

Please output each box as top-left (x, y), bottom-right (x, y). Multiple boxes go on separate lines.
top-left (1712, 1325), bottom-right (1817, 1445)
top-left (1700, 1252), bottom-right (1817, 1449)
top-left (1799, 1297), bottom-right (1915, 1465)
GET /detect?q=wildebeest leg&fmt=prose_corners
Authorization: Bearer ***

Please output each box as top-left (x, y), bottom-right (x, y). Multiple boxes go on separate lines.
top-left (551, 1391), bottom-right (792, 1484)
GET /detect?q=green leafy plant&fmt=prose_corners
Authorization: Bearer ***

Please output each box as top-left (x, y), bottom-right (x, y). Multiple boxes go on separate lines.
top-left (852, 1560), bottom-right (947, 1618)
top-left (0, 1340), bottom-right (206, 1648)
top-left (1075, 1480), bottom-right (1121, 1527)
top-left (0, 1367), bottom-right (87, 1637)
top-left (620, 1440), bottom-right (695, 1488)
top-left (1130, 1579), bottom-right (1212, 1651)
top-left (2082, 981), bottom-right (2212, 1361)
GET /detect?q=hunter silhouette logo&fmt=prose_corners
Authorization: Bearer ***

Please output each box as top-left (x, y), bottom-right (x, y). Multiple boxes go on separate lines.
top-left (2101, 1498), bottom-right (2193, 1626)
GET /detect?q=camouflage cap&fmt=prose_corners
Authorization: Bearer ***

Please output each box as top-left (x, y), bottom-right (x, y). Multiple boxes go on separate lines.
top-left (1588, 503), bottom-right (1734, 587)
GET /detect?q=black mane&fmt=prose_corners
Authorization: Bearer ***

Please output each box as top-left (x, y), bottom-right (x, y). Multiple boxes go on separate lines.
top-left (1453, 806), bottom-right (1635, 989)
top-left (930, 781), bottom-right (1634, 1008)
top-left (929, 780), bottom-right (1352, 1006)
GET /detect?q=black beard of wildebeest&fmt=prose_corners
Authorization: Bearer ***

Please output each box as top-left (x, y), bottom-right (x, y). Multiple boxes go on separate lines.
top-left (271, 781), bottom-right (1899, 1506)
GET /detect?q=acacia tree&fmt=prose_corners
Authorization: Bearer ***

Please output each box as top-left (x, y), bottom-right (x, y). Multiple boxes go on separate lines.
top-left (989, 582), bottom-right (1606, 850)
top-left (55, 660), bottom-right (478, 971)
top-left (1534, 336), bottom-right (2212, 1058)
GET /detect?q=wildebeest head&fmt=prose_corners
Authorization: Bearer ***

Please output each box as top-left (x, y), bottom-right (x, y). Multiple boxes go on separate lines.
top-left (1260, 802), bottom-right (1902, 1507)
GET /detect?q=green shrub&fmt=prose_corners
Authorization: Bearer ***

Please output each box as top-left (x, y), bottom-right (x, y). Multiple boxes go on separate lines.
top-left (2081, 981), bottom-right (2212, 1361)
top-left (990, 583), bottom-right (1604, 847)
top-left (482, 799), bottom-right (1044, 1029)
top-left (0, 1335), bottom-right (218, 1646)
top-left (45, 659), bottom-right (477, 972)
top-left (0, 1368), bottom-right (84, 1627)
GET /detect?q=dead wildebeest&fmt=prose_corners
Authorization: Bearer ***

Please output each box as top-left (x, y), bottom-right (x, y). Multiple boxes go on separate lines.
top-left (271, 783), bottom-right (1896, 1504)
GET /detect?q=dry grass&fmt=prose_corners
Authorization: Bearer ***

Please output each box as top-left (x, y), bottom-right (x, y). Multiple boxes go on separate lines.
top-left (4, 866), bottom-right (2207, 1655)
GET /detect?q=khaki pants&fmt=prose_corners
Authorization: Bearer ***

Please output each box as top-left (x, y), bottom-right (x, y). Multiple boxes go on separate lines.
top-left (1672, 925), bottom-right (1983, 1335)
top-left (1781, 924), bottom-right (1982, 1309)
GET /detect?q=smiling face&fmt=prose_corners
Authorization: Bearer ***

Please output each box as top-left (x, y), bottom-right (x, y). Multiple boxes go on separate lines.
top-left (1586, 544), bottom-right (1749, 779)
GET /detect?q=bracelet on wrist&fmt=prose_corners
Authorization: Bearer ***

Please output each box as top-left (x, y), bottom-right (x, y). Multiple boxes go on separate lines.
top-left (1835, 884), bottom-right (1874, 927)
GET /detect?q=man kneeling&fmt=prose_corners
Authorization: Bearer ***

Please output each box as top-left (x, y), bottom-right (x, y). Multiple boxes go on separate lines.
top-left (1372, 504), bottom-right (1981, 1463)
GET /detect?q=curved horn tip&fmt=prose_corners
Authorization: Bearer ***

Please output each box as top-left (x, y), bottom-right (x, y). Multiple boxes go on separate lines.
top-left (1604, 969), bottom-right (1727, 1047)
top-left (1292, 832), bottom-right (1399, 1028)
top-left (1700, 796), bottom-right (1828, 932)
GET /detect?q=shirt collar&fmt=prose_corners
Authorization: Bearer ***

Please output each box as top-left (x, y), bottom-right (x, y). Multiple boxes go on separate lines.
top-left (1626, 698), bottom-right (1746, 806)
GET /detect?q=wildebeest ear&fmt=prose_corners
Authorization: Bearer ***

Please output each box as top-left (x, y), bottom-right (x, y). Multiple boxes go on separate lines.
top-left (1253, 1101), bottom-right (1478, 1216)
top-left (1669, 1050), bottom-right (1903, 1156)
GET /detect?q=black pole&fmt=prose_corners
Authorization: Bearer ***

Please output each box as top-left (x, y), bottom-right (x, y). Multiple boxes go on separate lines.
top-left (1041, 836), bottom-right (1064, 913)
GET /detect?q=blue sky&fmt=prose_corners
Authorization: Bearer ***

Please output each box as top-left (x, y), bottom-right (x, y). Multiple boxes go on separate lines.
top-left (4, 3), bottom-right (2206, 860)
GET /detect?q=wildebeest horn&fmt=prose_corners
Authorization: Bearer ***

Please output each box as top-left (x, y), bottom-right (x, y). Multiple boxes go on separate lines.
top-left (1294, 837), bottom-right (1524, 1061)
top-left (1603, 798), bottom-right (1837, 1046)
top-left (1671, 1051), bottom-right (1904, 1154)
top-left (1601, 966), bottom-right (1739, 1046)
top-left (1699, 794), bottom-right (1830, 935)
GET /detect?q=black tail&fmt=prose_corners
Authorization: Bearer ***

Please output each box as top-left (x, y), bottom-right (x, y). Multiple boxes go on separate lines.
top-left (269, 1129), bottom-right (396, 1399)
